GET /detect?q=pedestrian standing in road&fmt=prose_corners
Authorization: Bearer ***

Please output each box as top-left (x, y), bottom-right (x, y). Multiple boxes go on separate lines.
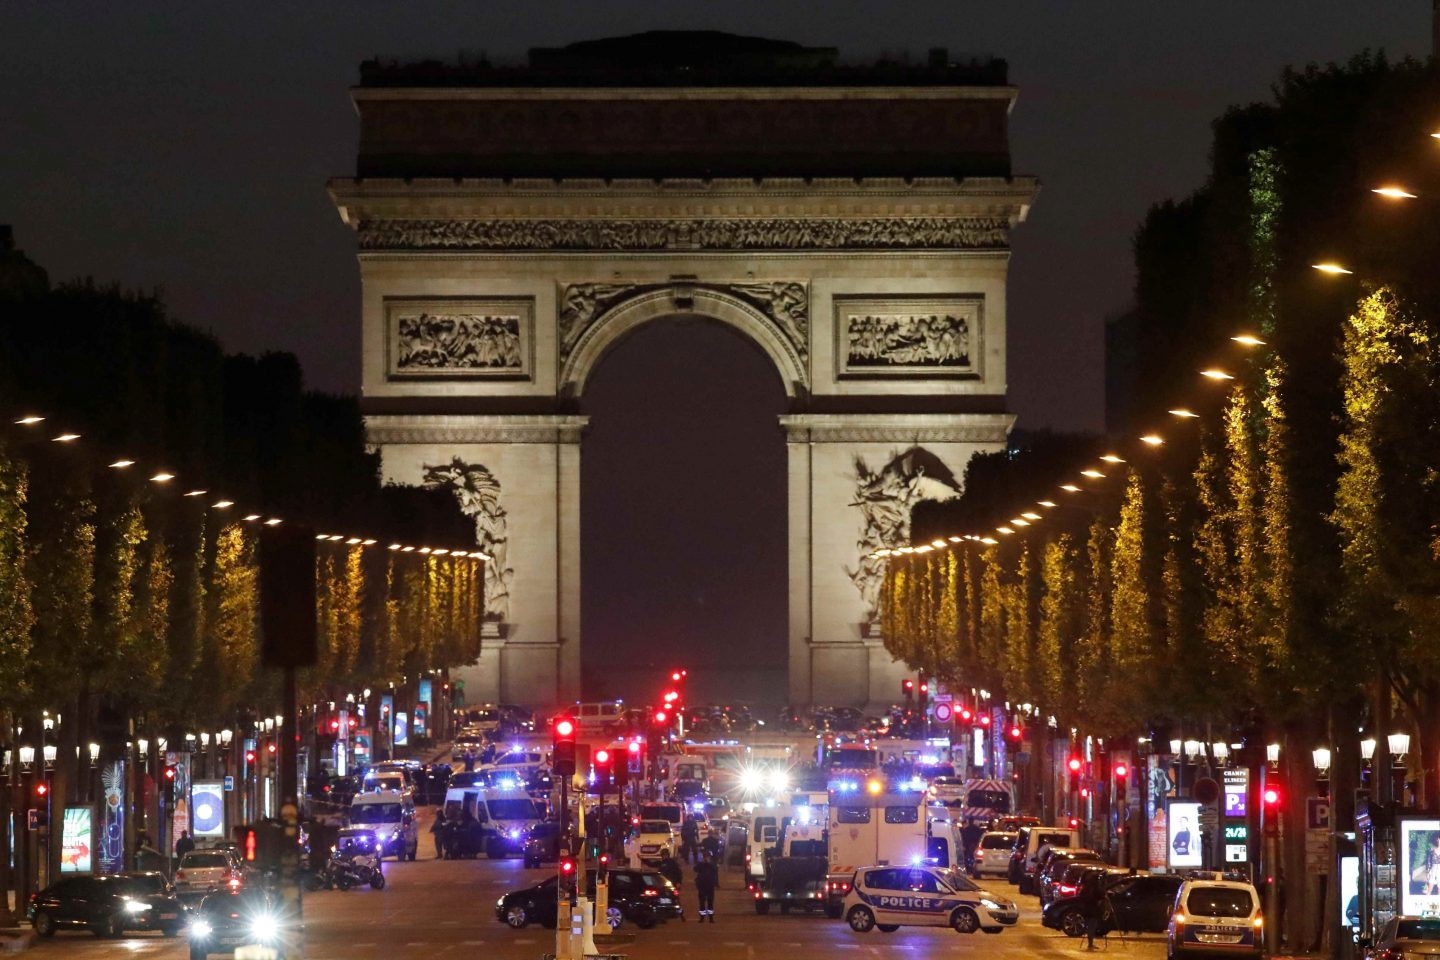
top-left (430, 811), bottom-right (447, 859)
top-left (701, 827), bottom-right (721, 862)
top-left (658, 853), bottom-right (686, 921)
top-left (175, 830), bottom-right (195, 858)
top-left (694, 851), bottom-right (720, 923)
top-left (680, 816), bottom-right (700, 864)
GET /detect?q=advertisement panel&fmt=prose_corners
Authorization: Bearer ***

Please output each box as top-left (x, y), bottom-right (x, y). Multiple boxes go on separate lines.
top-left (394, 711), bottom-right (409, 746)
top-left (1399, 819), bottom-right (1440, 917)
top-left (61, 806), bottom-right (93, 874)
top-left (1340, 855), bottom-right (1359, 929)
top-left (190, 780), bottom-right (226, 838)
top-left (1168, 800), bottom-right (1203, 869)
top-left (99, 760), bottom-right (125, 874)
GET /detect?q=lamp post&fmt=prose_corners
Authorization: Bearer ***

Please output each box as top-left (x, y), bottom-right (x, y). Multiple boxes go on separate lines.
top-left (1388, 732), bottom-right (1411, 806)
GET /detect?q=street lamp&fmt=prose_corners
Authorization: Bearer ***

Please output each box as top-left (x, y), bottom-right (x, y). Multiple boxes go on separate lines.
top-left (1212, 742), bottom-right (1229, 764)
top-left (1312, 748), bottom-right (1332, 775)
top-left (1388, 732), bottom-right (1410, 761)
top-left (42, 745), bottom-right (56, 769)
top-left (1360, 738), bottom-right (1377, 762)
top-left (18, 746), bottom-right (34, 770)
top-left (1266, 743), bottom-right (1281, 767)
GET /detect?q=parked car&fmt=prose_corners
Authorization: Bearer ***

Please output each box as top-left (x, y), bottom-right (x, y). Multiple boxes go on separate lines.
top-left (29, 872), bottom-right (186, 938)
top-left (972, 831), bottom-right (1017, 878)
top-left (522, 822), bottom-right (560, 868)
top-left (1044, 870), bottom-right (1184, 938)
top-left (1167, 877), bottom-right (1263, 960)
top-left (495, 868), bottom-right (682, 929)
top-left (628, 820), bottom-right (676, 864)
top-left (841, 864), bottom-right (1018, 934)
top-left (1036, 848), bottom-right (1105, 906)
top-left (1364, 915), bottom-right (1440, 960)
top-left (187, 887), bottom-right (300, 959)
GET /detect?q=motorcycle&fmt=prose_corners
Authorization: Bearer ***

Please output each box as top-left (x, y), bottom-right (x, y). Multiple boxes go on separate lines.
top-left (333, 850), bottom-right (385, 891)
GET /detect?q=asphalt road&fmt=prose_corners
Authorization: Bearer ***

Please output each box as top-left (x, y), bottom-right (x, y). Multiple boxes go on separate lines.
top-left (18, 811), bottom-right (1171, 959)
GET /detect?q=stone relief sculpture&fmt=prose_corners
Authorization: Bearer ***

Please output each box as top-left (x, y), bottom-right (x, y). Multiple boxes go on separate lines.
top-left (731, 281), bottom-right (808, 353)
top-left (396, 312), bottom-right (523, 371)
top-left (422, 458), bottom-right (512, 622)
top-left (559, 283), bottom-right (639, 359)
top-left (845, 447), bottom-right (963, 626)
top-left (359, 217), bottom-right (1011, 252)
top-left (847, 311), bottom-right (971, 368)
top-left (558, 281), bottom-right (809, 363)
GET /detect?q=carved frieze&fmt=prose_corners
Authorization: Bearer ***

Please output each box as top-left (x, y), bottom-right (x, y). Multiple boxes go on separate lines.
top-left (559, 281), bottom-right (809, 363)
top-left (386, 297), bottom-right (534, 381)
top-left (835, 295), bottom-right (982, 379)
top-left (357, 217), bottom-right (1010, 251)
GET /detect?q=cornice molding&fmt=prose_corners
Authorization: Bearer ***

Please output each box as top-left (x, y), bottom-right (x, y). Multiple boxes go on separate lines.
top-left (779, 412), bottom-right (1014, 444)
top-left (365, 414), bottom-right (589, 444)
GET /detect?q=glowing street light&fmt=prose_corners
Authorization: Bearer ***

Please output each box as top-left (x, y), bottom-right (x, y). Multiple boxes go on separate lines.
top-left (1312, 262), bottom-right (1354, 275)
top-left (1372, 185), bottom-right (1417, 200)
top-left (1200, 369), bottom-right (1234, 381)
top-left (1140, 435), bottom-right (1165, 446)
top-left (1168, 409), bottom-right (1200, 419)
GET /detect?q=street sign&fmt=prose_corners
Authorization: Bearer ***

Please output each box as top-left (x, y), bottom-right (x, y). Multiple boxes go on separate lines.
top-left (27, 808), bottom-right (38, 831)
top-left (1226, 844), bottom-right (1248, 863)
top-left (1224, 823), bottom-right (1249, 841)
top-left (1193, 777), bottom-right (1220, 804)
top-left (223, 775), bottom-right (234, 792)
top-left (1223, 769), bottom-right (1249, 817)
top-left (1307, 797), bottom-right (1331, 830)
top-left (933, 701), bottom-right (953, 723)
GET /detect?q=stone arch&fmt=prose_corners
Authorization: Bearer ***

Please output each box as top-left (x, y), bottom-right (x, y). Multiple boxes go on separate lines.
top-left (560, 285), bottom-right (808, 399)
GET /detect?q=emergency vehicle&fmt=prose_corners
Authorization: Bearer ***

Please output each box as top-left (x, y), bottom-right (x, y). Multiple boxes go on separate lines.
top-left (841, 863), bottom-right (1018, 934)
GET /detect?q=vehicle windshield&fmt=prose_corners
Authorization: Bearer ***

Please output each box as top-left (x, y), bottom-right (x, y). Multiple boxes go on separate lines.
top-left (120, 875), bottom-right (167, 894)
top-left (199, 891), bottom-right (273, 916)
top-left (966, 788), bottom-right (1010, 811)
top-left (640, 821), bottom-right (671, 834)
top-left (182, 853), bottom-right (229, 869)
top-left (639, 872), bottom-right (669, 889)
top-left (1396, 920), bottom-right (1440, 941)
top-left (944, 870), bottom-right (981, 892)
top-left (980, 835), bottom-right (1012, 849)
top-left (350, 803), bottom-right (403, 823)
top-left (640, 805), bottom-right (681, 823)
top-left (488, 799), bottom-right (540, 820)
top-left (1186, 887), bottom-right (1256, 918)
top-left (449, 771), bottom-right (486, 788)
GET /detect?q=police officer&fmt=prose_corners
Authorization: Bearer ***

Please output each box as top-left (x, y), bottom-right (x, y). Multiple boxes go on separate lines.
top-left (694, 850), bottom-right (720, 923)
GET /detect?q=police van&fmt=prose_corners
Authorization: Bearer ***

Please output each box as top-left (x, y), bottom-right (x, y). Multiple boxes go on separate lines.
top-left (841, 863), bottom-right (1018, 934)
top-left (348, 789), bottom-right (418, 861)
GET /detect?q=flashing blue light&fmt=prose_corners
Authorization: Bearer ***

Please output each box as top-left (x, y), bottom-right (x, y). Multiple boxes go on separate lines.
top-left (907, 777), bottom-right (926, 791)
top-left (910, 854), bottom-right (924, 866)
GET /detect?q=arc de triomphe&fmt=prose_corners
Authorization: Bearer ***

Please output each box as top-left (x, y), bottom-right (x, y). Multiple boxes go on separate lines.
top-left (329, 33), bottom-right (1036, 708)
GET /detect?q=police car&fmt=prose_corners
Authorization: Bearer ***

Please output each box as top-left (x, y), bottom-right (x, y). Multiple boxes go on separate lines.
top-left (842, 864), bottom-right (1019, 934)
top-left (1167, 876), bottom-right (1263, 960)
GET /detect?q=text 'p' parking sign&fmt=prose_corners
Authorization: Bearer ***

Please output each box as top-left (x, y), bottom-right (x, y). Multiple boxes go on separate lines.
top-left (1223, 769), bottom-right (1249, 818)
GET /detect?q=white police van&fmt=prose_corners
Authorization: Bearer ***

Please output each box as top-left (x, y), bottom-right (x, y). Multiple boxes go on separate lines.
top-left (842, 863), bottom-right (1018, 934)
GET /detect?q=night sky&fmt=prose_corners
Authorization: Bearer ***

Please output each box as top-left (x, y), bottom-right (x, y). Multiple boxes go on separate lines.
top-left (1, 3), bottom-right (1429, 707)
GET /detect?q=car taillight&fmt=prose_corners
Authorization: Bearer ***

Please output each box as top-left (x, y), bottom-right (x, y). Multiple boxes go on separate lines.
top-left (641, 889), bottom-right (659, 897)
top-left (1253, 916), bottom-right (1264, 929)
top-left (175, 870), bottom-right (186, 881)
top-left (1173, 912), bottom-right (1186, 925)
top-left (1058, 884), bottom-right (1076, 896)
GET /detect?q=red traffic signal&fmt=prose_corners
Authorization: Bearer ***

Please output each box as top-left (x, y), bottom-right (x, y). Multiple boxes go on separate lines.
top-left (653, 710), bottom-right (669, 725)
top-left (959, 705), bottom-right (974, 723)
top-left (594, 749), bottom-right (611, 766)
top-left (241, 826), bottom-right (258, 862)
top-left (627, 741), bottom-right (641, 755)
top-left (163, 765), bottom-right (177, 782)
top-left (560, 856), bottom-right (576, 876)
top-left (1263, 785), bottom-right (1282, 807)
top-left (1067, 756), bottom-right (1083, 773)
top-left (1007, 723), bottom-right (1023, 740)
top-left (554, 717), bottom-right (576, 739)
top-left (979, 714), bottom-right (991, 727)
top-left (671, 670), bottom-right (684, 682)
top-left (34, 781), bottom-right (48, 797)
top-left (553, 715), bottom-right (578, 777)
top-left (1068, 816), bottom-right (1080, 829)
top-left (1113, 762), bottom-right (1129, 779)
top-left (902, 679), bottom-right (915, 694)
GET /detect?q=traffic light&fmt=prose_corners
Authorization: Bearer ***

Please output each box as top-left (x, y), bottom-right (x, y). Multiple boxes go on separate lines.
top-left (1067, 756), bottom-right (1082, 794)
top-left (617, 741), bottom-right (639, 788)
top-left (163, 764), bottom-right (178, 801)
top-left (1263, 783), bottom-right (1282, 809)
top-left (239, 825), bottom-right (258, 863)
top-left (902, 679), bottom-right (915, 700)
top-left (653, 709), bottom-right (669, 726)
top-left (917, 674), bottom-right (929, 709)
top-left (33, 780), bottom-right (49, 799)
top-left (1114, 762), bottom-right (1129, 802)
top-left (593, 748), bottom-right (614, 790)
top-left (1007, 720), bottom-right (1024, 742)
top-left (1068, 815), bottom-right (1081, 829)
top-left (553, 715), bottom-right (577, 777)
top-left (958, 703), bottom-right (974, 724)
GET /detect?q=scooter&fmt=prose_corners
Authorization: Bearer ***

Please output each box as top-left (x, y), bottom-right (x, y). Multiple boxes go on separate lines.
top-left (333, 851), bottom-right (385, 891)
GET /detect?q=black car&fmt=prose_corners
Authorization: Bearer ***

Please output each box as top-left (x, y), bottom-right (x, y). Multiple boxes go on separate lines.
top-left (187, 887), bottom-right (300, 960)
top-left (495, 868), bottom-right (682, 930)
top-left (1037, 849), bottom-right (1105, 906)
top-left (29, 872), bottom-right (185, 938)
top-left (1042, 870), bottom-right (1184, 938)
top-left (522, 822), bottom-right (561, 868)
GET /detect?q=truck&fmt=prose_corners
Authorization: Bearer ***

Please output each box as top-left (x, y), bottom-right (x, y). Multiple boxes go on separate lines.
top-left (751, 820), bottom-right (829, 915)
top-left (823, 791), bottom-right (958, 918)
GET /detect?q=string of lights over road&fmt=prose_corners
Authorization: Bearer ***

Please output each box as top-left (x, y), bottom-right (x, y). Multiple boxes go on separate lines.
top-left (6, 408), bottom-right (489, 561)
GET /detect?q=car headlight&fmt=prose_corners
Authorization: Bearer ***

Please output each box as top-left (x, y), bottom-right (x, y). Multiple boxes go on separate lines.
top-left (509, 829), bottom-right (521, 840)
top-left (980, 899), bottom-right (1000, 910)
top-left (123, 899), bottom-right (152, 913)
top-left (189, 919), bottom-right (213, 938)
top-left (250, 913), bottom-right (280, 940)
top-left (497, 897), bottom-right (506, 910)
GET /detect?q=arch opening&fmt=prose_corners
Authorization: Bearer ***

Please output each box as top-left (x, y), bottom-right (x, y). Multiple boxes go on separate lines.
top-left (579, 315), bottom-right (789, 708)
